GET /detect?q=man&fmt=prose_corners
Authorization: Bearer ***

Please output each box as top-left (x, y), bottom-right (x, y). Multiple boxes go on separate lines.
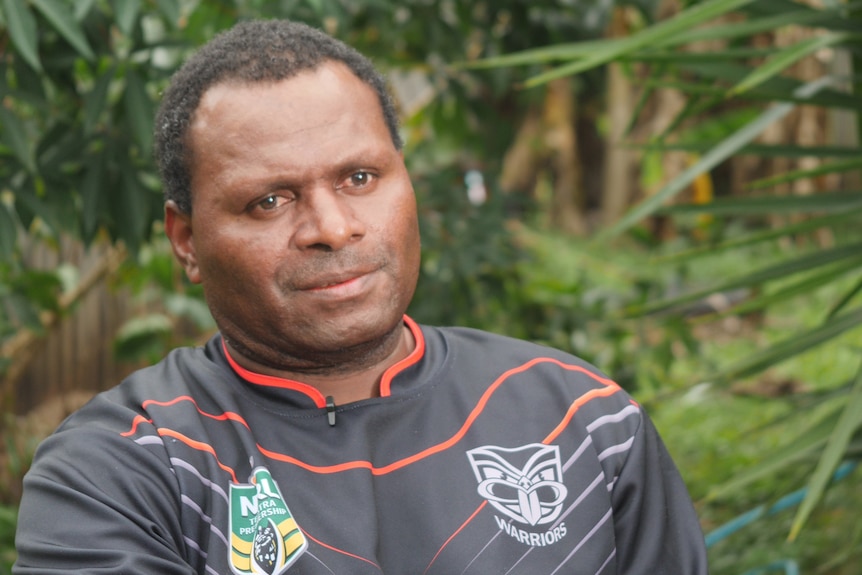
top-left (15, 20), bottom-right (708, 574)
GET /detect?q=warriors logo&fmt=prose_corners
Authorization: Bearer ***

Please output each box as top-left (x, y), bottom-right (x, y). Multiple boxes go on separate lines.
top-left (229, 468), bottom-right (307, 575)
top-left (467, 443), bottom-right (568, 526)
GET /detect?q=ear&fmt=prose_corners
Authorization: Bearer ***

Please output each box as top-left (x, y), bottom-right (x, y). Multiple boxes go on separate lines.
top-left (164, 200), bottom-right (201, 284)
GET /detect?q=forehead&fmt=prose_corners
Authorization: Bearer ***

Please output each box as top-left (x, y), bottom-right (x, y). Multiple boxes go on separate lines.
top-left (186, 62), bottom-right (395, 192)
top-left (191, 62), bottom-right (382, 137)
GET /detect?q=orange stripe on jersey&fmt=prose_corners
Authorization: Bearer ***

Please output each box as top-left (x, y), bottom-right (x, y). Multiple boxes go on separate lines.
top-left (121, 357), bottom-right (622, 478)
top-left (542, 384), bottom-right (624, 444)
top-left (257, 357), bottom-right (621, 475)
top-left (143, 396), bottom-right (253, 429)
top-left (120, 415), bottom-right (151, 437)
top-left (121, 397), bottom-right (253, 437)
top-left (419, 362), bottom-right (621, 573)
top-left (301, 528), bottom-right (382, 571)
top-left (155, 427), bottom-right (239, 483)
top-left (422, 501), bottom-right (487, 575)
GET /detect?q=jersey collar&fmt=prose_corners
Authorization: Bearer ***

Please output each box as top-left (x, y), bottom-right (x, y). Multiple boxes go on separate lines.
top-left (221, 315), bottom-right (425, 408)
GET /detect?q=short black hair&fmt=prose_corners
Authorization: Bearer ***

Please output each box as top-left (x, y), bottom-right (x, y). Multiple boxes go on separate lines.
top-left (154, 19), bottom-right (403, 214)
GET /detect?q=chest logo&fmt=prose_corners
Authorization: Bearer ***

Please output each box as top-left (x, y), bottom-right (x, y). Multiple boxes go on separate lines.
top-left (229, 467), bottom-right (307, 575)
top-left (467, 443), bottom-right (568, 526)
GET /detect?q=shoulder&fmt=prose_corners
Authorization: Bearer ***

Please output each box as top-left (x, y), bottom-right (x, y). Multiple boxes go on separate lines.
top-left (65, 335), bottom-right (223, 423)
top-left (424, 324), bottom-right (619, 390)
top-left (117, 335), bottom-right (225, 395)
top-left (424, 324), bottom-right (585, 360)
top-left (23, 338), bottom-right (229, 505)
top-left (420, 324), bottom-right (639, 432)
top-left (26, 336), bottom-right (228, 469)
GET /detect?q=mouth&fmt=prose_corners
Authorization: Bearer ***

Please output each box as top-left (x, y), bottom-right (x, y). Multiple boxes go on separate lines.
top-left (298, 267), bottom-right (378, 292)
top-left (308, 275), bottom-right (361, 291)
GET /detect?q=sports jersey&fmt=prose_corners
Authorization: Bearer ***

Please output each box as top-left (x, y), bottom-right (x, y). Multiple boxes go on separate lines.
top-left (15, 316), bottom-right (708, 574)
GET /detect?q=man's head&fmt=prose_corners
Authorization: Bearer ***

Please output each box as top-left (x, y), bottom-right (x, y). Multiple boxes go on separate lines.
top-left (154, 19), bottom-right (403, 215)
top-left (160, 20), bottom-right (420, 379)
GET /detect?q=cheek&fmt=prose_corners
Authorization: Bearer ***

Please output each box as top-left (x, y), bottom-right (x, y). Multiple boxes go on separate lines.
top-left (196, 228), bottom-right (266, 283)
top-left (389, 195), bottom-right (421, 277)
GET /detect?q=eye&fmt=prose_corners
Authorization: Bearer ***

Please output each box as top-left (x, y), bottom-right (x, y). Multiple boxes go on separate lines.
top-left (338, 171), bottom-right (375, 189)
top-left (252, 194), bottom-right (289, 212)
top-left (350, 172), bottom-right (370, 186)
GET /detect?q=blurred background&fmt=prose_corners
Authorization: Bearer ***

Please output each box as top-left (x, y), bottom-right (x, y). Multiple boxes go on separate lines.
top-left (1, 0), bottom-right (861, 572)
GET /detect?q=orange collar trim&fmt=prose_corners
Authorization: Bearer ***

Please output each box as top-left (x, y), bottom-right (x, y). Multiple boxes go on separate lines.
top-left (222, 315), bottom-right (425, 408)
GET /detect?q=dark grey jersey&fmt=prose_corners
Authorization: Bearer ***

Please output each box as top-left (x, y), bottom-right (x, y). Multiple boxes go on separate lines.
top-left (15, 318), bottom-right (708, 574)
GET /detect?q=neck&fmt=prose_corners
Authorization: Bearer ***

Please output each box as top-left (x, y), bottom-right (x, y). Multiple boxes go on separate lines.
top-left (224, 322), bottom-right (415, 405)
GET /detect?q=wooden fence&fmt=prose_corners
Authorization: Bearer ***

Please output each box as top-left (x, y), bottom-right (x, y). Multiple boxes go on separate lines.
top-left (6, 238), bottom-right (146, 417)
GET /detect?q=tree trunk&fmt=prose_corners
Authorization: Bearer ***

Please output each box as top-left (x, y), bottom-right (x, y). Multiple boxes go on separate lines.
top-left (601, 7), bottom-right (634, 227)
top-left (544, 78), bottom-right (588, 235)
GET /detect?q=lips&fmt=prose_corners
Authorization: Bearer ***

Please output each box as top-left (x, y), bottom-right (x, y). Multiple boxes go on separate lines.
top-left (308, 274), bottom-right (361, 290)
top-left (295, 267), bottom-right (378, 291)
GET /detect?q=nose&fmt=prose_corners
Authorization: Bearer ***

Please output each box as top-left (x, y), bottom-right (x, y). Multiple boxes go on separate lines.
top-left (293, 188), bottom-right (365, 251)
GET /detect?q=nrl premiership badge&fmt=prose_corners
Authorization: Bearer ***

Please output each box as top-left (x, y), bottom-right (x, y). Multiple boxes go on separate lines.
top-left (229, 467), bottom-right (307, 575)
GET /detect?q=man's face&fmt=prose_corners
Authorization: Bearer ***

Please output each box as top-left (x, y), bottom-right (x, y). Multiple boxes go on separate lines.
top-left (166, 62), bottom-right (420, 370)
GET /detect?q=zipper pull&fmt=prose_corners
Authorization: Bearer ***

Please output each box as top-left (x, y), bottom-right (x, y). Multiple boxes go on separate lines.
top-left (326, 396), bottom-right (336, 427)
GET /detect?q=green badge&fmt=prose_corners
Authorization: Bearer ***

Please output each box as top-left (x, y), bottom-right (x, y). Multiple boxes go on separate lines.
top-left (229, 467), bottom-right (307, 575)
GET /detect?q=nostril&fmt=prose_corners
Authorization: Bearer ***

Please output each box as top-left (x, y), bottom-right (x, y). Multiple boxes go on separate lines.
top-left (307, 242), bottom-right (336, 252)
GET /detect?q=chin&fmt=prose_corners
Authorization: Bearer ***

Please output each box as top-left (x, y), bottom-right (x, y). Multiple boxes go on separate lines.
top-left (318, 309), bottom-right (403, 348)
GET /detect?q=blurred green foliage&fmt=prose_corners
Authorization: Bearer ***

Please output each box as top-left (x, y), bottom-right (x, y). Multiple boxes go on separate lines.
top-left (0, 0), bottom-right (636, 374)
top-left (473, 0), bottom-right (862, 548)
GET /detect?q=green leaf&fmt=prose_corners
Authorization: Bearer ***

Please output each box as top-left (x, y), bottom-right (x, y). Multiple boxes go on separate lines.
top-left (522, 0), bottom-right (755, 88)
top-left (789, 362), bottom-right (862, 540)
top-left (5, 292), bottom-right (43, 330)
top-left (154, 0), bottom-right (181, 27)
top-left (36, 121), bottom-right (85, 178)
top-left (596, 76), bottom-right (835, 241)
top-left (1, 0), bottom-right (42, 72)
top-left (30, 0), bottom-right (95, 60)
top-left (83, 64), bottom-right (116, 133)
top-left (456, 38), bottom-right (614, 69)
top-left (666, 8), bottom-right (837, 46)
top-left (13, 175), bottom-right (65, 233)
top-left (825, 275), bottom-right (862, 321)
top-left (11, 268), bottom-right (63, 312)
top-left (112, 0), bottom-right (141, 37)
top-left (635, 142), bottom-right (862, 158)
top-left (730, 32), bottom-right (850, 97)
top-left (123, 69), bottom-right (153, 154)
top-left (164, 293), bottom-right (215, 331)
top-left (73, 0), bottom-right (96, 20)
top-left (679, 61), bottom-right (862, 111)
top-left (749, 158), bottom-right (862, 190)
top-left (653, 209), bottom-right (862, 263)
top-left (662, 191), bottom-right (862, 215)
top-left (0, 203), bottom-right (18, 259)
top-left (80, 151), bottom-right (105, 239)
top-left (0, 105), bottom-right (34, 171)
top-left (633, 47), bottom-right (778, 64)
top-left (114, 155), bottom-right (150, 252)
top-left (707, 411), bottom-right (839, 500)
top-left (113, 313), bottom-right (173, 361)
top-left (717, 306), bottom-right (862, 383)
top-left (710, 260), bottom-right (861, 320)
top-left (630, 241), bottom-right (862, 316)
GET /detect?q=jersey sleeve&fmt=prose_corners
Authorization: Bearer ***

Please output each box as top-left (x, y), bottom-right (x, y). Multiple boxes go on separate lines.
top-left (609, 410), bottom-right (709, 575)
top-left (14, 425), bottom-right (195, 574)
